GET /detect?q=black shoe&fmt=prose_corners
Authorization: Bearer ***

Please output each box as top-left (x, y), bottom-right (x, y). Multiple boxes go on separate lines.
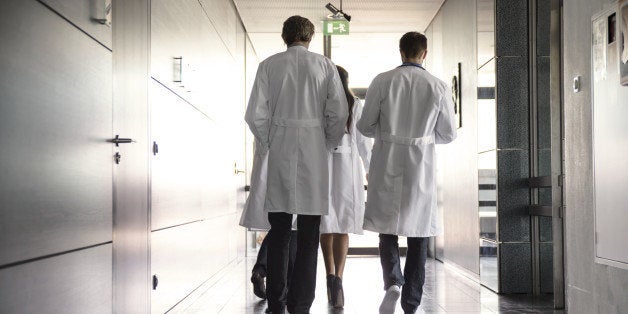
top-left (326, 274), bottom-right (335, 302)
top-left (332, 276), bottom-right (344, 309)
top-left (251, 271), bottom-right (266, 300)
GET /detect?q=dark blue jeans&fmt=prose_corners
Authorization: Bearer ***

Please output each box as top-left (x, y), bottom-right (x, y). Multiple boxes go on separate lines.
top-left (266, 213), bottom-right (320, 314)
top-left (379, 234), bottom-right (429, 314)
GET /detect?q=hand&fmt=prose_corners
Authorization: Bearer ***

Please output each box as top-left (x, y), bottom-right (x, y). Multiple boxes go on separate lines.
top-left (256, 232), bottom-right (267, 245)
top-left (365, 173), bottom-right (369, 182)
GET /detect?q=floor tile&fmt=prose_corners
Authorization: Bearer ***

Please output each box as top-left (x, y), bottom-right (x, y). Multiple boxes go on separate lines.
top-left (171, 256), bottom-right (558, 314)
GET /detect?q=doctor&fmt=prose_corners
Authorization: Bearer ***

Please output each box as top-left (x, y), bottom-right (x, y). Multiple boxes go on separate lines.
top-left (245, 15), bottom-right (348, 314)
top-left (357, 32), bottom-right (457, 314)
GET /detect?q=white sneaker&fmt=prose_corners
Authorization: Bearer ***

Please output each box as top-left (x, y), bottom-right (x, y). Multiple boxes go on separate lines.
top-left (379, 285), bottom-right (401, 314)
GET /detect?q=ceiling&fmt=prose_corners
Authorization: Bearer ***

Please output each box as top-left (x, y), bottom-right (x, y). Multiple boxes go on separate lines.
top-left (233, 0), bottom-right (446, 87)
top-left (233, 0), bottom-right (445, 33)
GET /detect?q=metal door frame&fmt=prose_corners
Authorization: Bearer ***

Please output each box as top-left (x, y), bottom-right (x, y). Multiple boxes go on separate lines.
top-left (528, 0), bottom-right (565, 308)
top-left (112, 0), bottom-right (152, 312)
top-left (550, 0), bottom-right (565, 308)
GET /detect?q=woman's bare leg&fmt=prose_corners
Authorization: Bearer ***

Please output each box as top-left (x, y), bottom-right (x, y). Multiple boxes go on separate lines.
top-left (320, 233), bottom-right (335, 275)
top-left (332, 233), bottom-right (349, 279)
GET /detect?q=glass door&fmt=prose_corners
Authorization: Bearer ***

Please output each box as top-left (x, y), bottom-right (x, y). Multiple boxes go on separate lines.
top-left (477, 0), bottom-right (498, 292)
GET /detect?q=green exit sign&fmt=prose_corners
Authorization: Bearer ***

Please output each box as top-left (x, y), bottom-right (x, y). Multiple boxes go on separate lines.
top-left (323, 20), bottom-right (350, 35)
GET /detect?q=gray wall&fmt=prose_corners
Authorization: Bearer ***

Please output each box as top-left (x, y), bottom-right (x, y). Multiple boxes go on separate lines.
top-left (425, 0), bottom-right (480, 276)
top-left (563, 0), bottom-right (628, 313)
top-left (149, 0), bottom-right (251, 312)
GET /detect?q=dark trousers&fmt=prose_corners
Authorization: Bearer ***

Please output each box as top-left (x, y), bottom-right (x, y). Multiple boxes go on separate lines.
top-left (253, 230), bottom-right (298, 286)
top-left (266, 212), bottom-right (320, 314)
top-left (379, 234), bottom-right (429, 314)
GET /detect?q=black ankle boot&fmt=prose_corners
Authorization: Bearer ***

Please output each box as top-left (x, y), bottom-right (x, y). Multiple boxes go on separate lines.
top-left (326, 274), bottom-right (335, 302)
top-left (332, 276), bottom-right (344, 308)
top-left (251, 271), bottom-right (266, 300)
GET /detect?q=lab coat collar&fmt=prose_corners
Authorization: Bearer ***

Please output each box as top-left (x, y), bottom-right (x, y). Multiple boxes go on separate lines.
top-left (399, 62), bottom-right (425, 70)
top-left (287, 44), bottom-right (309, 51)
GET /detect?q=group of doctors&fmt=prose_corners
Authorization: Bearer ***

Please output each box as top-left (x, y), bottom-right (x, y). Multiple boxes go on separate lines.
top-left (239, 15), bottom-right (457, 314)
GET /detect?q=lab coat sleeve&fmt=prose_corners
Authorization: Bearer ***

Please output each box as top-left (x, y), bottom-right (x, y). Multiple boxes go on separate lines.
top-left (356, 76), bottom-right (382, 138)
top-left (354, 100), bottom-right (373, 171)
top-left (324, 62), bottom-right (349, 147)
top-left (245, 63), bottom-right (271, 152)
top-left (434, 84), bottom-right (458, 144)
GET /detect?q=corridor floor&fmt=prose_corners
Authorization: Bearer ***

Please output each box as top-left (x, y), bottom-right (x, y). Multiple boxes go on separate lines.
top-left (170, 256), bottom-right (563, 314)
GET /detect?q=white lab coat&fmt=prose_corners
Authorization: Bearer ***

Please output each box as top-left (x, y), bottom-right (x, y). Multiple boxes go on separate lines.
top-left (239, 141), bottom-right (271, 230)
top-left (357, 65), bottom-right (457, 237)
top-left (239, 140), bottom-right (298, 230)
top-left (245, 45), bottom-right (348, 215)
top-left (320, 99), bottom-right (373, 234)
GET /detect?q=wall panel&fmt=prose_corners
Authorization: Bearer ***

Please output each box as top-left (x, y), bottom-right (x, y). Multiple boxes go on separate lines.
top-left (0, 0), bottom-right (112, 266)
top-left (151, 216), bottom-right (237, 313)
top-left (151, 81), bottom-right (230, 230)
top-left (149, 0), bottom-right (248, 311)
top-left (563, 0), bottom-right (628, 312)
top-left (39, 0), bottom-right (112, 48)
top-left (151, 0), bottom-right (238, 119)
top-left (426, 0), bottom-right (480, 275)
top-left (0, 244), bottom-right (112, 313)
top-left (199, 0), bottom-right (239, 55)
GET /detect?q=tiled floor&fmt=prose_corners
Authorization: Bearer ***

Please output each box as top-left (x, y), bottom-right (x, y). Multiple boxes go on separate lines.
top-left (170, 256), bottom-right (564, 314)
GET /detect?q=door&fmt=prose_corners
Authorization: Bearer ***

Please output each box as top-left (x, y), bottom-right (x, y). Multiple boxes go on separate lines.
top-left (0, 0), bottom-right (115, 311)
top-left (528, 0), bottom-right (565, 308)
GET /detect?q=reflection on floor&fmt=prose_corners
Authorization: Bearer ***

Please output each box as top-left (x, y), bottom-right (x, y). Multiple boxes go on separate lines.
top-left (479, 256), bottom-right (498, 292)
top-left (170, 256), bottom-right (563, 313)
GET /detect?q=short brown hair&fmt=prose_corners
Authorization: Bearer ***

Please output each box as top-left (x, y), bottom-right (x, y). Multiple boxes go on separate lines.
top-left (282, 16), bottom-right (315, 45)
top-left (399, 32), bottom-right (428, 58)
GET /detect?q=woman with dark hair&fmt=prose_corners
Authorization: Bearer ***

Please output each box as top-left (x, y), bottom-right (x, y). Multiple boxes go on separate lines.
top-left (320, 65), bottom-right (373, 309)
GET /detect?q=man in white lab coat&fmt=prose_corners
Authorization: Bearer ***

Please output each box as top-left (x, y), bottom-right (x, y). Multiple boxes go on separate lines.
top-left (245, 16), bottom-right (348, 314)
top-left (357, 32), bottom-right (457, 314)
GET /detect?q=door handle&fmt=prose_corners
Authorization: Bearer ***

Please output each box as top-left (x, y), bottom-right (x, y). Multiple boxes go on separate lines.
top-left (109, 135), bottom-right (135, 147)
top-left (234, 162), bottom-right (245, 175)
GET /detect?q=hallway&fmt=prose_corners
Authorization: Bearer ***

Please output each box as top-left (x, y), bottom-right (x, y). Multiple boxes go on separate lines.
top-left (2, 0), bottom-right (628, 312)
top-left (171, 257), bottom-right (559, 314)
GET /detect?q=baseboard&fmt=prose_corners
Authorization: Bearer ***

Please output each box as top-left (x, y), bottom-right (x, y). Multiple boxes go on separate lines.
top-left (437, 258), bottom-right (481, 283)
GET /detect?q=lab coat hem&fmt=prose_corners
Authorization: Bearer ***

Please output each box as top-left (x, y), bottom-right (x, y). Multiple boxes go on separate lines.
top-left (319, 228), bottom-right (364, 235)
top-left (264, 207), bottom-right (328, 216)
top-left (362, 223), bottom-right (442, 238)
top-left (240, 225), bottom-right (270, 232)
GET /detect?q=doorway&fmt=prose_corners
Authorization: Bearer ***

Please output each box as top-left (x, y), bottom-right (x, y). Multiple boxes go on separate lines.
top-left (475, 0), bottom-right (565, 308)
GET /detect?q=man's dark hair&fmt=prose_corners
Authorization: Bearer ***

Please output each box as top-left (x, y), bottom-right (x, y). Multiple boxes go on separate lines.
top-left (399, 32), bottom-right (428, 59)
top-left (282, 16), bottom-right (315, 45)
